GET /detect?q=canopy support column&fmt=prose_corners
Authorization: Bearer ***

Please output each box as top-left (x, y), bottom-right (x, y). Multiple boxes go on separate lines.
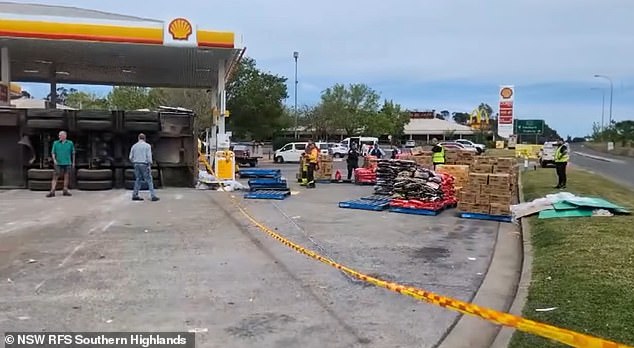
top-left (1, 47), bottom-right (10, 104)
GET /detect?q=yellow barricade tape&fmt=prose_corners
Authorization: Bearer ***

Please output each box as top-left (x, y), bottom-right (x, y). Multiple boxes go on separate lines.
top-left (206, 159), bottom-right (631, 348)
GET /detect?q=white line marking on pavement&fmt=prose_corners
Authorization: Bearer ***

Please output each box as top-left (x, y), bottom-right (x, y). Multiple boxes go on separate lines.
top-left (58, 242), bottom-right (85, 268)
top-left (574, 151), bottom-right (626, 164)
top-left (102, 220), bottom-right (115, 232)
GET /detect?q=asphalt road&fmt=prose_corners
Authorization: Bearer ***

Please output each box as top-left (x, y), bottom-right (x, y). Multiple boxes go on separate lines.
top-left (570, 143), bottom-right (634, 188)
top-left (0, 163), bottom-right (504, 348)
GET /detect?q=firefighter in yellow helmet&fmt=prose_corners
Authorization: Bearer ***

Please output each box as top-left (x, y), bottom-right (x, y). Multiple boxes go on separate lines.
top-left (306, 142), bottom-right (319, 188)
top-left (431, 138), bottom-right (445, 170)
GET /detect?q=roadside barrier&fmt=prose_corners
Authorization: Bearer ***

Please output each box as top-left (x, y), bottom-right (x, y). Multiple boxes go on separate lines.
top-left (212, 170), bottom-right (632, 347)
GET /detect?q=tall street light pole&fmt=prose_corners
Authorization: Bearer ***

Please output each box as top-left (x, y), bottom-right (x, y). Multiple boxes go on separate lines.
top-left (594, 74), bottom-right (613, 125)
top-left (293, 51), bottom-right (299, 139)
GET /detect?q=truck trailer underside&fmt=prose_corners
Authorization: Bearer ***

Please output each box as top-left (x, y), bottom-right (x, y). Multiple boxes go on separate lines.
top-left (0, 108), bottom-right (197, 190)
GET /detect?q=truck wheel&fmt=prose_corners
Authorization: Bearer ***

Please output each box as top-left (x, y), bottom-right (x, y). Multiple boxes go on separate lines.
top-left (249, 160), bottom-right (257, 167)
top-left (77, 180), bottom-right (113, 191)
top-left (27, 109), bottom-right (65, 119)
top-left (76, 169), bottom-right (113, 181)
top-left (76, 110), bottom-right (112, 120)
top-left (26, 119), bottom-right (65, 129)
top-left (124, 168), bottom-right (159, 180)
top-left (28, 180), bottom-right (60, 191)
top-left (77, 120), bottom-right (113, 131)
top-left (540, 160), bottom-right (546, 168)
top-left (275, 156), bottom-right (284, 163)
top-left (27, 169), bottom-right (55, 180)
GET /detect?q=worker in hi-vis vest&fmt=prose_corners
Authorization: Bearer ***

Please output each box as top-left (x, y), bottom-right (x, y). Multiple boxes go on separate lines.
top-left (431, 138), bottom-right (445, 170)
top-left (554, 138), bottom-right (569, 189)
top-left (306, 142), bottom-right (319, 188)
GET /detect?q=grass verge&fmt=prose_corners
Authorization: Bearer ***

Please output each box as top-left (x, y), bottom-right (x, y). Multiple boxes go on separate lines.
top-left (509, 167), bottom-right (634, 347)
top-left (586, 142), bottom-right (634, 157)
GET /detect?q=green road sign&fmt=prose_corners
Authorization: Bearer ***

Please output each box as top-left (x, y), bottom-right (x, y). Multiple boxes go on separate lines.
top-left (515, 119), bottom-right (544, 135)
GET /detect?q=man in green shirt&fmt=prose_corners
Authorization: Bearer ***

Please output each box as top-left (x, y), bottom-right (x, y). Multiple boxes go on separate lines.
top-left (47, 130), bottom-right (75, 197)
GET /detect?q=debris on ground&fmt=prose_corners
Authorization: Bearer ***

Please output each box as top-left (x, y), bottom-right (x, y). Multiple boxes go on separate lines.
top-left (511, 192), bottom-right (630, 221)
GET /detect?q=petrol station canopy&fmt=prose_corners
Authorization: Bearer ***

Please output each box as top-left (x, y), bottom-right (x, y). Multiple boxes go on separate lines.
top-left (0, 2), bottom-right (243, 89)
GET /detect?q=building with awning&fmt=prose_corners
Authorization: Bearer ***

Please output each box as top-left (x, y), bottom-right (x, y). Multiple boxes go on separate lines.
top-left (404, 113), bottom-right (475, 142)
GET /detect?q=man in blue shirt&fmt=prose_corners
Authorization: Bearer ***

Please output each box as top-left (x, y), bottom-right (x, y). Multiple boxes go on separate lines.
top-left (129, 133), bottom-right (159, 202)
top-left (47, 130), bottom-right (74, 198)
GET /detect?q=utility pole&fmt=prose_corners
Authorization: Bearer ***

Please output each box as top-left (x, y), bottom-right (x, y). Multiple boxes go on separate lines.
top-left (293, 51), bottom-right (299, 139)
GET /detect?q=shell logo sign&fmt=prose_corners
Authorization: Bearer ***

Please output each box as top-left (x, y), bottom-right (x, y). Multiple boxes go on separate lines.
top-left (500, 87), bottom-right (513, 99)
top-left (168, 18), bottom-right (193, 41)
top-left (164, 17), bottom-right (197, 47)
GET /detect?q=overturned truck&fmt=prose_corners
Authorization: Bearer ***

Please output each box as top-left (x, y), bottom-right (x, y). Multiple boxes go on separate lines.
top-left (0, 107), bottom-right (197, 191)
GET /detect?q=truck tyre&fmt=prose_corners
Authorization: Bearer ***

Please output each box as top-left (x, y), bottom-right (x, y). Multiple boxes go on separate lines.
top-left (77, 180), bottom-right (113, 191)
top-left (76, 169), bottom-right (113, 181)
top-left (77, 120), bottom-right (113, 131)
top-left (124, 168), bottom-right (159, 180)
top-left (27, 109), bottom-right (65, 119)
top-left (76, 110), bottom-right (112, 120)
top-left (124, 180), bottom-right (161, 190)
top-left (27, 168), bottom-right (55, 180)
top-left (28, 180), bottom-right (60, 191)
top-left (26, 119), bottom-right (65, 129)
top-left (249, 160), bottom-right (257, 167)
top-left (124, 121), bottom-right (160, 132)
top-left (275, 156), bottom-right (284, 164)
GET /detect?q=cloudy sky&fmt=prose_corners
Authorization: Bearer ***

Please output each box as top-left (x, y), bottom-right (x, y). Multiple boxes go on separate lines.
top-left (13, 0), bottom-right (634, 137)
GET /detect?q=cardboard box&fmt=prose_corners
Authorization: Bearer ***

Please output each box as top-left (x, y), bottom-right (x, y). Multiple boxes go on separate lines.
top-left (460, 191), bottom-right (477, 204)
top-left (472, 164), bottom-right (493, 174)
top-left (497, 157), bottom-right (516, 167)
top-left (473, 204), bottom-right (491, 214)
top-left (489, 193), bottom-right (512, 204)
top-left (413, 155), bottom-right (433, 166)
top-left (462, 185), bottom-right (480, 195)
top-left (476, 194), bottom-right (490, 205)
top-left (469, 173), bottom-right (489, 185)
top-left (489, 203), bottom-right (511, 216)
top-left (458, 202), bottom-right (474, 212)
top-left (488, 174), bottom-right (511, 186)
top-left (436, 165), bottom-right (470, 187)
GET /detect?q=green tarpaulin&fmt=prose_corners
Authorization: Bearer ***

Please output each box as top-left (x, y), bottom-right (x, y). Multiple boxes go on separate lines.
top-left (538, 208), bottom-right (594, 219)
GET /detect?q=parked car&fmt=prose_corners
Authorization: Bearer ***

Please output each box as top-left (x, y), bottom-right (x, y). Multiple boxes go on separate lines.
top-left (404, 140), bottom-right (416, 148)
top-left (316, 142), bottom-right (337, 156)
top-left (455, 139), bottom-right (486, 154)
top-left (439, 142), bottom-right (478, 153)
top-left (329, 143), bottom-right (349, 158)
top-left (538, 141), bottom-right (558, 167)
top-left (274, 142), bottom-right (307, 163)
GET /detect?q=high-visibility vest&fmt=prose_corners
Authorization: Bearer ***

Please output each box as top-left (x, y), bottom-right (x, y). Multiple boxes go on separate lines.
top-left (554, 145), bottom-right (569, 162)
top-left (432, 145), bottom-right (445, 164)
top-left (308, 148), bottom-right (319, 163)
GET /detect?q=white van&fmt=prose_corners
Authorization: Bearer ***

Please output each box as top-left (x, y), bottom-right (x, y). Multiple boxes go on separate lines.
top-left (341, 137), bottom-right (379, 156)
top-left (274, 142), bottom-right (308, 163)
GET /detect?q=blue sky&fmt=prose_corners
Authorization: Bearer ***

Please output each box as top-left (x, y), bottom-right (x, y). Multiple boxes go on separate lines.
top-left (14, 0), bottom-right (634, 137)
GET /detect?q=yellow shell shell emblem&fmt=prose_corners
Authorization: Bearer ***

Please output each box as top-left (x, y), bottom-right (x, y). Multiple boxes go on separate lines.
top-left (500, 87), bottom-right (513, 99)
top-left (168, 18), bottom-right (193, 40)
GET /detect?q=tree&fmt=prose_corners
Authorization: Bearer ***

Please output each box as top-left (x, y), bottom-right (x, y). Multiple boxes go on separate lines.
top-left (439, 110), bottom-right (450, 120)
top-left (319, 83), bottom-right (380, 135)
top-left (46, 86), bottom-right (77, 105)
top-left (226, 57), bottom-right (289, 140)
top-left (452, 112), bottom-right (470, 125)
top-left (107, 86), bottom-right (161, 110)
top-left (478, 103), bottom-right (494, 119)
top-left (364, 100), bottom-right (410, 140)
top-left (65, 91), bottom-right (108, 109)
top-left (153, 88), bottom-right (212, 128)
